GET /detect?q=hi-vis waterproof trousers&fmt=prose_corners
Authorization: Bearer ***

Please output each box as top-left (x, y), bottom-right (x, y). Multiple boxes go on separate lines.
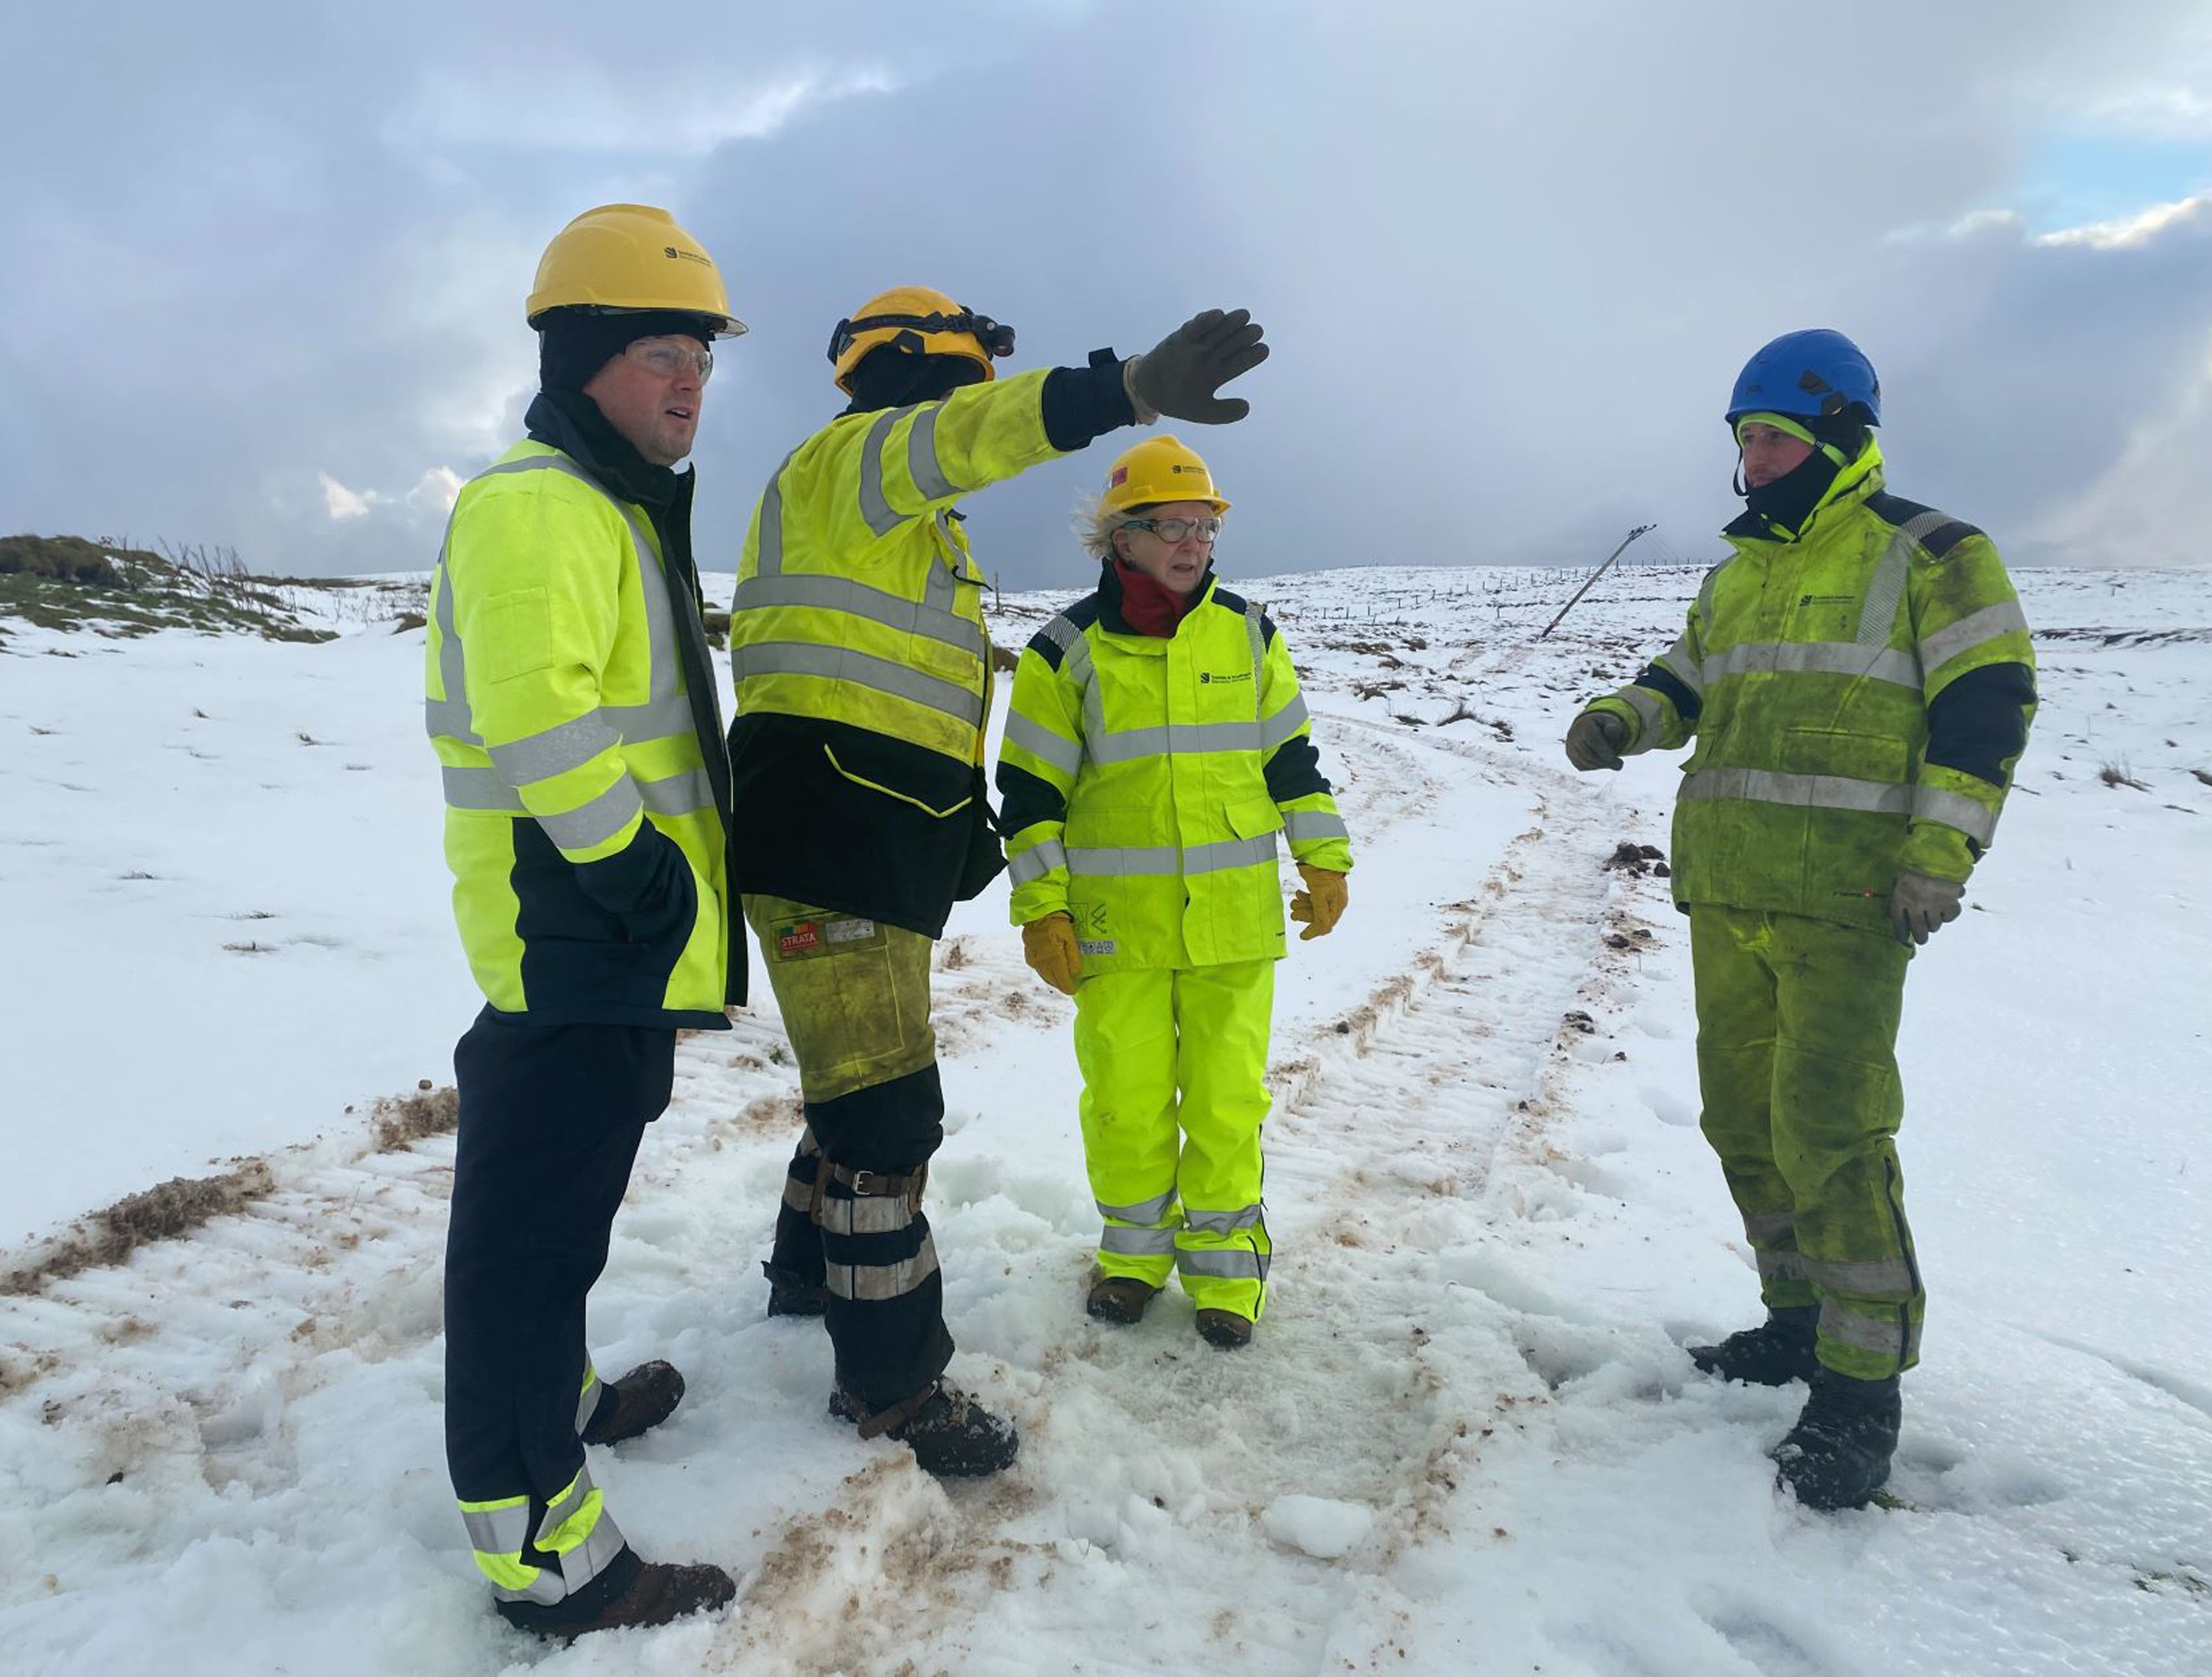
top-left (444, 1008), bottom-right (668, 1603)
top-left (1074, 960), bottom-right (1275, 1320)
top-left (746, 894), bottom-right (955, 1411)
top-left (1689, 906), bottom-right (1925, 1381)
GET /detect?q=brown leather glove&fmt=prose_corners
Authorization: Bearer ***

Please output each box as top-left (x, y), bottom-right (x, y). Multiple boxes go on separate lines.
top-left (1290, 865), bottom-right (1348, 941)
top-left (1888, 871), bottom-right (1964, 946)
top-left (1021, 912), bottom-right (1082, 994)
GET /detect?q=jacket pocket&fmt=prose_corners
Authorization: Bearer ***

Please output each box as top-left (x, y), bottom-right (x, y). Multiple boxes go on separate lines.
top-left (822, 743), bottom-right (973, 818)
top-left (1223, 796), bottom-right (1285, 840)
top-left (1779, 728), bottom-right (1907, 786)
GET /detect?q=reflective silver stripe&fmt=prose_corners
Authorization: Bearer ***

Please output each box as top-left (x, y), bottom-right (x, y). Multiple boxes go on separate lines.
top-left (429, 540), bottom-right (477, 743)
top-left (1803, 1255), bottom-right (1917, 1296)
top-left (1183, 1204), bottom-right (1265, 1235)
top-left (1007, 839), bottom-right (1068, 885)
top-left (1259, 694), bottom-right (1311, 752)
top-left (1004, 712), bottom-right (1083, 777)
top-left (857, 406), bottom-right (916, 537)
top-left (442, 765), bottom-right (526, 811)
top-left (461, 1501), bottom-right (533, 1558)
top-left (1244, 603), bottom-right (1266, 694)
top-left (1679, 767), bottom-right (1911, 819)
top-left (1920, 599), bottom-right (2029, 673)
top-left (1176, 1247), bottom-right (1269, 1282)
top-left (781, 1174), bottom-right (814, 1214)
top-left (1856, 510), bottom-right (1953, 650)
top-left (638, 767), bottom-right (718, 818)
top-left (1756, 1248), bottom-right (1810, 1285)
top-left (819, 1193), bottom-right (916, 1237)
top-left (1039, 615), bottom-right (1108, 754)
top-left (601, 693), bottom-right (700, 740)
top-left (1087, 720), bottom-right (1262, 765)
top-left (908, 404), bottom-right (960, 501)
top-left (731, 573), bottom-right (987, 659)
top-left (538, 778), bottom-right (645, 853)
top-left (1820, 1299), bottom-right (1918, 1360)
top-left (1101, 1224), bottom-right (1177, 1256)
top-left (1912, 784), bottom-right (1998, 845)
top-left (730, 642), bottom-right (985, 727)
top-left (1098, 1189), bottom-right (1177, 1224)
top-left (488, 712), bottom-right (622, 786)
top-left (825, 1232), bottom-right (940, 1301)
top-left (1040, 613), bottom-right (1087, 659)
top-left (1621, 685), bottom-right (1666, 743)
top-left (1743, 1210), bottom-right (1795, 1241)
top-left (797, 1125), bottom-right (821, 1158)
top-left (1699, 641), bottom-right (1922, 688)
top-left (1695, 565), bottom-right (1724, 628)
top-left (1066, 834), bottom-right (1277, 877)
top-left (1660, 632), bottom-right (1704, 696)
top-left (553, 1506), bottom-right (628, 1599)
top-left (1283, 810), bottom-right (1348, 843)
top-left (752, 447), bottom-right (801, 577)
top-left (536, 1466), bottom-right (596, 1545)
top-left (575, 1366), bottom-right (603, 1435)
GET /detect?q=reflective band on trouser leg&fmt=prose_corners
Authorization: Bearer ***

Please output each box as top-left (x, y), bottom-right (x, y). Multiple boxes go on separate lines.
top-left (1169, 960), bottom-right (1276, 1319)
top-left (767, 1124), bottom-right (828, 1289)
top-left (1687, 907), bottom-right (1817, 1312)
top-left (573, 1362), bottom-right (601, 1436)
top-left (1765, 913), bottom-right (1922, 1381)
top-left (459, 1465), bottom-right (628, 1605)
top-left (1074, 969), bottom-right (1185, 1289)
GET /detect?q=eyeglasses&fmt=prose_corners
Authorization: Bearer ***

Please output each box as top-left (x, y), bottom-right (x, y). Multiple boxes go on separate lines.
top-left (1121, 516), bottom-right (1222, 545)
top-left (624, 337), bottom-right (714, 382)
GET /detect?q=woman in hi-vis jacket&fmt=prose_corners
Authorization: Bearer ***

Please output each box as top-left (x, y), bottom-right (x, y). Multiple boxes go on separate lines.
top-left (995, 435), bottom-right (1353, 1347)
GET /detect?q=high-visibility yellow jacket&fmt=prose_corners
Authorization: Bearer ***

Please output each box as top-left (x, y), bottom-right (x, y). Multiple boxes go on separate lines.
top-left (997, 568), bottom-right (1354, 973)
top-left (426, 399), bottom-right (738, 1027)
top-left (1582, 441), bottom-right (2036, 933)
top-left (726, 368), bottom-right (1073, 936)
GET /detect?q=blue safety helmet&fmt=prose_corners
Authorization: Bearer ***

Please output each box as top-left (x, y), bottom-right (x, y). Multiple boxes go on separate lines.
top-left (1725, 329), bottom-right (1881, 428)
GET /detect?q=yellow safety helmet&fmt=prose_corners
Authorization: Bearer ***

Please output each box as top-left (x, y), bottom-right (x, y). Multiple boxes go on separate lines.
top-left (526, 203), bottom-right (745, 338)
top-left (1099, 435), bottom-right (1231, 517)
top-left (827, 284), bottom-right (1015, 393)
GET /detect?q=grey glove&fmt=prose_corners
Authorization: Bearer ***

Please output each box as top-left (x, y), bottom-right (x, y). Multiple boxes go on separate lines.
top-left (1564, 712), bottom-right (1629, 772)
top-left (1888, 871), bottom-right (1965, 946)
top-left (1124, 308), bottom-right (1270, 424)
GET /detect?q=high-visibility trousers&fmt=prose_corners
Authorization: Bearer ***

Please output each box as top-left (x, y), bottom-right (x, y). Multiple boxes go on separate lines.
top-left (1073, 959), bottom-right (1275, 1320)
top-left (1689, 905), bottom-right (1925, 1381)
top-left (745, 893), bottom-right (954, 1410)
top-left (443, 1008), bottom-right (667, 1603)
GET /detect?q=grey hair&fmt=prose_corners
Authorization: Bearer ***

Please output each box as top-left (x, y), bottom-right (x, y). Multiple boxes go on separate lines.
top-left (1072, 490), bottom-right (1149, 563)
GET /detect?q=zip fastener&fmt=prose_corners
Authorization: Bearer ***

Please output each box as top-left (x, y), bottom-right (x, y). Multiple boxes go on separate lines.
top-left (1883, 1152), bottom-right (1922, 1371)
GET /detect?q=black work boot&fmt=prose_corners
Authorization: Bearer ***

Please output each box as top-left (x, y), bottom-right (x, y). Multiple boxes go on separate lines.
top-left (580, 1361), bottom-right (685, 1446)
top-left (1688, 1305), bottom-right (1819, 1386)
top-left (1087, 1275), bottom-right (1162, 1324)
top-left (1771, 1366), bottom-right (1902, 1511)
top-left (495, 1547), bottom-right (736, 1642)
top-left (1196, 1309), bottom-right (1254, 1349)
top-left (830, 1380), bottom-right (1020, 1478)
top-left (763, 1261), bottom-right (827, 1318)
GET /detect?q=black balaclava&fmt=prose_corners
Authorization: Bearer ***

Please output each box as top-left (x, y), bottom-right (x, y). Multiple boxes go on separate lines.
top-left (537, 308), bottom-right (714, 394)
top-left (843, 346), bottom-right (988, 415)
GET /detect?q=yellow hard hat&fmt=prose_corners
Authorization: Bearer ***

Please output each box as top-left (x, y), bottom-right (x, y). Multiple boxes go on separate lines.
top-left (526, 203), bottom-right (745, 338)
top-left (827, 284), bottom-right (1014, 393)
top-left (1099, 435), bottom-right (1230, 517)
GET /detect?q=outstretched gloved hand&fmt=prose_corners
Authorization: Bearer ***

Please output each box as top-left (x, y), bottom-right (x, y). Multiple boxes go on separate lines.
top-left (1888, 871), bottom-right (1964, 946)
top-left (1021, 912), bottom-right (1082, 995)
top-left (1125, 309), bottom-right (1270, 424)
top-left (1564, 711), bottom-right (1628, 771)
top-left (1290, 865), bottom-right (1348, 941)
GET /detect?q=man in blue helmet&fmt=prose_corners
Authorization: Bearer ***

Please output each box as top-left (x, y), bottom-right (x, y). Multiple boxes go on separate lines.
top-left (1562, 329), bottom-right (2036, 1509)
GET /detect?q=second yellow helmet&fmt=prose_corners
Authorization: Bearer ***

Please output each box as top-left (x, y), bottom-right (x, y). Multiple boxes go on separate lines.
top-left (827, 285), bottom-right (1015, 393)
top-left (1099, 435), bottom-right (1231, 517)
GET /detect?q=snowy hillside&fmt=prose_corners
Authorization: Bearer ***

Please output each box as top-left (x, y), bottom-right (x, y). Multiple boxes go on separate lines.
top-left (2, 561), bottom-right (2208, 1676)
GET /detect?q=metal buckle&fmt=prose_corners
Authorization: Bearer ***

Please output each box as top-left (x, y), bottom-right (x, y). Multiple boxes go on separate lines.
top-left (847, 1169), bottom-right (882, 1197)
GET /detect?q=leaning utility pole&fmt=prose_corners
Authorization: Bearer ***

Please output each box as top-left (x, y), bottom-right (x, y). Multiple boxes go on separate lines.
top-left (1540, 524), bottom-right (1656, 639)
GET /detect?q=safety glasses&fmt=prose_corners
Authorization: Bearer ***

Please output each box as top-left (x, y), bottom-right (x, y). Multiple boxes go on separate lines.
top-left (1120, 516), bottom-right (1222, 545)
top-left (624, 337), bottom-right (714, 382)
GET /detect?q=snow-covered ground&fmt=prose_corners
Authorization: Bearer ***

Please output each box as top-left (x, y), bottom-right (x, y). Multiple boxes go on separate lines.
top-left (2, 560), bottom-right (2208, 1676)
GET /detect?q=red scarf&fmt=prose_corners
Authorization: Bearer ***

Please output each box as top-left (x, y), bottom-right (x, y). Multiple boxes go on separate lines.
top-left (1113, 561), bottom-right (1203, 638)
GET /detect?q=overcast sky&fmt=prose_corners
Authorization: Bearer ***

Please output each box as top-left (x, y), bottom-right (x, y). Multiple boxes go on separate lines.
top-left (4, 1), bottom-right (2209, 589)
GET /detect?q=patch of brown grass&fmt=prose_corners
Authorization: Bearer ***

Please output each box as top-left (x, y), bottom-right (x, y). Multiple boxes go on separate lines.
top-left (4, 1162), bottom-right (277, 1294)
top-left (370, 1082), bottom-right (458, 1152)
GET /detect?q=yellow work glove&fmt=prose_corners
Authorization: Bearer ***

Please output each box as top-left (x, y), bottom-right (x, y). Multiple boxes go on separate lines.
top-left (1290, 864), bottom-right (1348, 941)
top-left (1021, 912), bottom-right (1082, 995)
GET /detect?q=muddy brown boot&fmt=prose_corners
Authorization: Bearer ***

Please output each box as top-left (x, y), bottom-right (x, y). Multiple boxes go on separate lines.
top-left (830, 1380), bottom-right (1020, 1477)
top-left (1086, 1275), bottom-right (1162, 1324)
top-left (1196, 1309), bottom-right (1253, 1350)
top-left (580, 1361), bottom-right (685, 1446)
top-left (495, 1548), bottom-right (736, 1642)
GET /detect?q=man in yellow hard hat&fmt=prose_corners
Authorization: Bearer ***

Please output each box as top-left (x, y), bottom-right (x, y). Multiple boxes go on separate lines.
top-left (425, 203), bottom-right (745, 1638)
top-left (730, 286), bottom-right (1268, 1476)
